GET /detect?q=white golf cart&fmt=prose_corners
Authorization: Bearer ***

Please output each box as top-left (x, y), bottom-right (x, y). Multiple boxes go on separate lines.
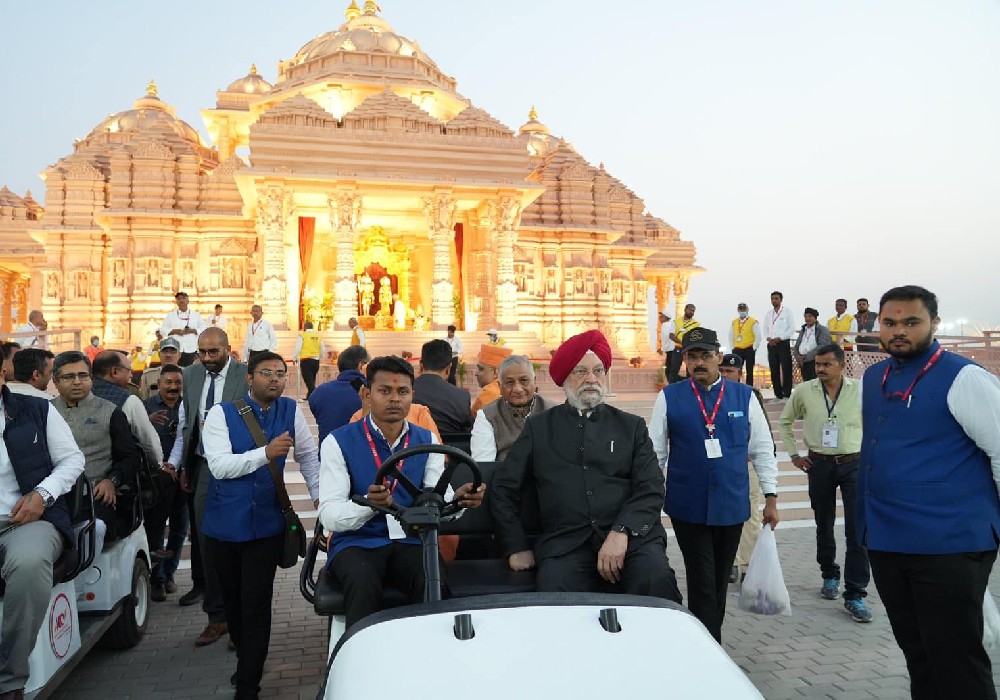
top-left (301, 444), bottom-right (763, 700)
top-left (2, 473), bottom-right (152, 699)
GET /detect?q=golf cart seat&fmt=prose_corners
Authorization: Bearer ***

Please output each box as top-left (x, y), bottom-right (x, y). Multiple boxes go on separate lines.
top-left (301, 460), bottom-right (541, 616)
top-left (0, 475), bottom-right (97, 595)
top-left (438, 432), bottom-right (472, 456)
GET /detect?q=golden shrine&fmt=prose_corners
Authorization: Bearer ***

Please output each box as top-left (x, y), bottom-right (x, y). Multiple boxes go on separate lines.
top-left (0, 1), bottom-right (700, 356)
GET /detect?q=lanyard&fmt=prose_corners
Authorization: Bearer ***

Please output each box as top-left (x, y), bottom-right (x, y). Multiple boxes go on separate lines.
top-left (362, 419), bottom-right (410, 493)
top-left (690, 378), bottom-right (726, 436)
top-left (251, 321), bottom-right (262, 336)
top-left (821, 380), bottom-right (841, 420)
top-left (880, 346), bottom-right (944, 402)
top-left (769, 308), bottom-right (784, 333)
top-left (736, 318), bottom-right (750, 335)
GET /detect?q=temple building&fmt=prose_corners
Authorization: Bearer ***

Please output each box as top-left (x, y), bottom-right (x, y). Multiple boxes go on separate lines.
top-left (0, 1), bottom-right (699, 356)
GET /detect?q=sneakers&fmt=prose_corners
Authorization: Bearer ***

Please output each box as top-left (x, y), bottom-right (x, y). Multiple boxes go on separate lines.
top-left (820, 578), bottom-right (840, 600)
top-left (845, 598), bottom-right (873, 623)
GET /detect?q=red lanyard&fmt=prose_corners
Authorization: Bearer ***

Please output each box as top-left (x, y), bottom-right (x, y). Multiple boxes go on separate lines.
top-left (251, 321), bottom-right (262, 336)
top-left (690, 378), bottom-right (726, 437)
top-left (769, 308), bottom-right (783, 333)
top-left (362, 419), bottom-right (410, 492)
top-left (880, 346), bottom-right (944, 402)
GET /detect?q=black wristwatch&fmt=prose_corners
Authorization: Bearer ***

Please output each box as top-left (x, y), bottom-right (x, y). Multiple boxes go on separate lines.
top-left (764, 493), bottom-right (777, 499)
top-left (612, 524), bottom-right (631, 536)
top-left (108, 474), bottom-right (122, 488)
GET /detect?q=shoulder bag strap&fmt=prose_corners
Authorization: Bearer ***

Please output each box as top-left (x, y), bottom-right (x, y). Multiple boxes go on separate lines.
top-left (233, 399), bottom-right (293, 513)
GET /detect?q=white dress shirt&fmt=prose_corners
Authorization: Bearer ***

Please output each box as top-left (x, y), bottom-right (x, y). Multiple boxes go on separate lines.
top-left (470, 410), bottom-right (498, 461)
top-left (763, 306), bottom-right (795, 341)
top-left (798, 325), bottom-right (818, 357)
top-left (120, 393), bottom-right (164, 465)
top-left (317, 416), bottom-right (456, 533)
top-left (202, 399), bottom-right (319, 500)
top-left (6, 382), bottom-right (53, 400)
top-left (0, 394), bottom-right (86, 515)
top-left (159, 309), bottom-right (206, 354)
top-left (16, 322), bottom-right (48, 350)
top-left (208, 313), bottom-right (227, 330)
top-left (445, 334), bottom-right (464, 358)
top-left (353, 326), bottom-right (367, 347)
top-left (660, 320), bottom-right (676, 353)
top-left (649, 377), bottom-right (778, 494)
top-left (243, 319), bottom-right (278, 358)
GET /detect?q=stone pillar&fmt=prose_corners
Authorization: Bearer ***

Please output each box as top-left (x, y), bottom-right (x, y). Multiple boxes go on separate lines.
top-left (422, 191), bottom-right (456, 330)
top-left (488, 195), bottom-right (522, 331)
top-left (674, 272), bottom-right (690, 321)
top-left (256, 184), bottom-right (291, 328)
top-left (328, 190), bottom-right (362, 329)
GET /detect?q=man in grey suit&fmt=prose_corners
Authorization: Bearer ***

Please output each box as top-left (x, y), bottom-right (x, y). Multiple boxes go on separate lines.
top-left (166, 327), bottom-right (249, 647)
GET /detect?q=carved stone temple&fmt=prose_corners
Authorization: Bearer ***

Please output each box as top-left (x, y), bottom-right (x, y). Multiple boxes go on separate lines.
top-left (0, 1), bottom-right (700, 357)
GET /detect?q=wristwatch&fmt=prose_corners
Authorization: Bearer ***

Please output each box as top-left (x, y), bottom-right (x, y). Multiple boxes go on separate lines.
top-left (108, 474), bottom-right (122, 488)
top-left (764, 493), bottom-right (777, 499)
top-left (33, 487), bottom-right (55, 509)
top-left (612, 524), bottom-right (632, 536)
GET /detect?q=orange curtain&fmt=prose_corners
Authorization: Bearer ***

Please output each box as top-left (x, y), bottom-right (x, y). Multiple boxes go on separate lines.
top-left (298, 217), bottom-right (315, 329)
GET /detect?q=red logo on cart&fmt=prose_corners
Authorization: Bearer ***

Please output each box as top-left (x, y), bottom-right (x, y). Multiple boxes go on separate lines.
top-left (49, 593), bottom-right (73, 659)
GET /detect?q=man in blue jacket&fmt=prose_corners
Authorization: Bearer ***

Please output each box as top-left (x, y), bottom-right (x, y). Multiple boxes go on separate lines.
top-left (859, 285), bottom-right (1000, 700)
top-left (0, 374), bottom-right (85, 699)
top-left (308, 345), bottom-right (369, 441)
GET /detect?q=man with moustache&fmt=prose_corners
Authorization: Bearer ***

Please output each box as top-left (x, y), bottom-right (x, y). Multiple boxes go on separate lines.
top-left (471, 354), bottom-right (554, 462)
top-left (159, 292), bottom-right (205, 367)
top-left (793, 308), bottom-right (833, 381)
top-left (779, 344), bottom-right (871, 622)
top-left (853, 298), bottom-right (880, 352)
top-left (828, 298), bottom-right (855, 348)
top-left (728, 303), bottom-right (761, 387)
top-left (144, 364), bottom-right (188, 601)
top-left (139, 336), bottom-right (182, 399)
top-left (492, 330), bottom-right (682, 603)
top-left (7, 348), bottom-right (54, 400)
top-left (764, 291), bottom-right (796, 400)
top-left (859, 285), bottom-right (1000, 699)
top-left (650, 328), bottom-right (778, 642)
top-left (168, 327), bottom-right (249, 646)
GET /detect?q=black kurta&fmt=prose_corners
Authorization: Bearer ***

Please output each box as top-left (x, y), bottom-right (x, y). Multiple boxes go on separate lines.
top-left (491, 402), bottom-right (667, 560)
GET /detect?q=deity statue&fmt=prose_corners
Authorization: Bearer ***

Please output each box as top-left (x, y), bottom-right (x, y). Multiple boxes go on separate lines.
top-left (392, 293), bottom-right (406, 330)
top-left (358, 274), bottom-right (375, 316)
top-left (378, 277), bottom-right (393, 317)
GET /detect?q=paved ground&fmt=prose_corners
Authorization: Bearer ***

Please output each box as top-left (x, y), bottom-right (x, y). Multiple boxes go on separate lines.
top-left (50, 388), bottom-right (1000, 698)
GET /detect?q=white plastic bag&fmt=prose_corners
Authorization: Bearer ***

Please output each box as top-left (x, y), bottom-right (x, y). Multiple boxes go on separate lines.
top-left (738, 525), bottom-right (792, 616)
top-left (983, 592), bottom-right (1000, 650)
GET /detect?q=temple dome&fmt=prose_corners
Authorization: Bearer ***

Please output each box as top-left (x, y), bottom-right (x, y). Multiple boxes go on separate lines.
top-left (224, 64), bottom-right (273, 95)
top-left (518, 106), bottom-right (558, 157)
top-left (86, 81), bottom-right (203, 146)
top-left (290, 2), bottom-right (428, 66)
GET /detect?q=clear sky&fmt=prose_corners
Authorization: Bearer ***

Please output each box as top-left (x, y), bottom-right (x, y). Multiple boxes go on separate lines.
top-left (1, 0), bottom-right (998, 336)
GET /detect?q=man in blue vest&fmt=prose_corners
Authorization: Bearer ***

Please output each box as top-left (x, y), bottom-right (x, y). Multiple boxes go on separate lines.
top-left (860, 285), bottom-right (1000, 699)
top-left (650, 328), bottom-right (779, 642)
top-left (308, 345), bottom-right (369, 442)
top-left (317, 355), bottom-right (485, 629)
top-left (0, 366), bottom-right (85, 700)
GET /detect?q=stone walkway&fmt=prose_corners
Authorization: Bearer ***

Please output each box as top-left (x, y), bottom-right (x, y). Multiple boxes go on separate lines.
top-left (52, 526), bottom-right (1000, 699)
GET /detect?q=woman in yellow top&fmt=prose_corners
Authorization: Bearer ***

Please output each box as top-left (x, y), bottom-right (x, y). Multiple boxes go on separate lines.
top-left (130, 345), bottom-right (148, 385)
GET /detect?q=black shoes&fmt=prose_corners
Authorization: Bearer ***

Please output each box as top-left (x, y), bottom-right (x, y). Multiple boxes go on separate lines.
top-left (179, 587), bottom-right (204, 606)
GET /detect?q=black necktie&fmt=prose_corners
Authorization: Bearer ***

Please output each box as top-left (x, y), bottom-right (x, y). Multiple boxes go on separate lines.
top-left (205, 372), bottom-right (218, 415)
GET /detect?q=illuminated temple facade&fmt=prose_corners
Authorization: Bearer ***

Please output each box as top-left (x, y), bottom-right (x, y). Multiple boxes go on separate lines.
top-left (0, 1), bottom-right (699, 356)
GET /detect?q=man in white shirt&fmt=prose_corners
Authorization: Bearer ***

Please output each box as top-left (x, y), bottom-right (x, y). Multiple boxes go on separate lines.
top-left (658, 311), bottom-right (675, 371)
top-left (0, 376), bottom-right (85, 698)
top-left (208, 304), bottom-right (227, 330)
top-left (793, 308), bottom-right (833, 382)
top-left (242, 305), bottom-right (278, 362)
top-left (91, 351), bottom-right (164, 467)
top-left (159, 292), bottom-right (206, 367)
top-left (763, 291), bottom-right (796, 400)
top-left (6, 348), bottom-right (54, 400)
top-left (445, 324), bottom-right (463, 385)
top-left (16, 310), bottom-right (48, 350)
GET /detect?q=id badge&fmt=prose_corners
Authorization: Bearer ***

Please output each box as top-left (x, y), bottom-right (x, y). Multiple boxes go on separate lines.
top-left (705, 438), bottom-right (723, 459)
top-left (736, 335), bottom-right (743, 342)
top-left (821, 425), bottom-right (839, 449)
top-left (387, 516), bottom-right (406, 540)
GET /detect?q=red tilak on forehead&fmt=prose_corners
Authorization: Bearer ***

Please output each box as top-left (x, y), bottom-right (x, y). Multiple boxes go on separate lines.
top-left (894, 308), bottom-right (903, 315)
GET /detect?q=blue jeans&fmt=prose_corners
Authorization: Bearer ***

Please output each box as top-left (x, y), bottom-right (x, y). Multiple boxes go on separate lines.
top-left (150, 486), bottom-right (189, 584)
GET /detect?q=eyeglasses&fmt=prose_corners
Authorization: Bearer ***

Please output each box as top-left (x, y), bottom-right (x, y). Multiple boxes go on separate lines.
top-left (569, 367), bottom-right (606, 379)
top-left (197, 348), bottom-right (224, 356)
top-left (56, 372), bottom-right (92, 383)
top-left (254, 369), bottom-right (287, 379)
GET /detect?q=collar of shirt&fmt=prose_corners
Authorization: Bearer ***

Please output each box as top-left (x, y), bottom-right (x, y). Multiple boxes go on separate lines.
top-left (366, 413), bottom-right (410, 449)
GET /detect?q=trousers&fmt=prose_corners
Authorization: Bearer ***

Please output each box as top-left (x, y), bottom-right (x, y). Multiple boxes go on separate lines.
top-left (300, 358), bottom-right (320, 399)
top-left (735, 461), bottom-right (765, 573)
top-left (194, 460), bottom-right (226, 623)
top-left (870, 549), bottom-right (996, 700)
top-left (807, 456), bottom-right (868, 598)
top-left (732, 347), bottom-right (756, 386)
top-left (330, 543), bottom-right (434, 629)
top-left (671, 519), bottom-right (743, 642)
top-left (767, 340), bottom-right (793, 398)
top-left (0, 519), bottom-right (63, 693)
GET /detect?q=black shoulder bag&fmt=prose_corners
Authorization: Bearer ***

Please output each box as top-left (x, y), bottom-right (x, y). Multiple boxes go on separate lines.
top-left (233, 400), bottom-right (306, 568)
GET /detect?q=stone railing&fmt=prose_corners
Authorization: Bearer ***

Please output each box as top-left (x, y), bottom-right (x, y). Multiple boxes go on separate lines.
top-left (4, 327), bottom-right (82, 354)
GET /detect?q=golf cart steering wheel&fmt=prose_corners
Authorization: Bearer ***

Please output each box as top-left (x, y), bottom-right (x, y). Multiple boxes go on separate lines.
top-left (372, 444), bottom-right (482, 518)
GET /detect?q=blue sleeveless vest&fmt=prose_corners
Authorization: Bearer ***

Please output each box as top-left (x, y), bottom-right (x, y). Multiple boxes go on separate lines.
top-left (663, 378), bottom-right (753, 526)
top-left (859, 342), bottom-right (1000, 554)
top-left (201, 395), bottom-right (297, 542)
top-left (327, 418), bottom-right (433, 558)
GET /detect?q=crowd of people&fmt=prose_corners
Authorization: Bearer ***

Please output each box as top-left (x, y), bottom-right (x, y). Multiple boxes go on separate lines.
top-left (0, 283), bottom-right (998, 700)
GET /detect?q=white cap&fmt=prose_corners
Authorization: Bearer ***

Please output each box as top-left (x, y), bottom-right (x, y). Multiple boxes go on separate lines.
top-left (487, 329), bottom-right (498, 336)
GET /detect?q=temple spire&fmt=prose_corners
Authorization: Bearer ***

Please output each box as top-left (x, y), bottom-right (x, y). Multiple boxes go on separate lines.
top-left (146, 79), bottom-right (158, 97)
top-left (363, 1), bottom-right (380, 16)
top-left (345, 0), bottom-right (361, 21)
top-left (250, 63), bottom-right (258, 75)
